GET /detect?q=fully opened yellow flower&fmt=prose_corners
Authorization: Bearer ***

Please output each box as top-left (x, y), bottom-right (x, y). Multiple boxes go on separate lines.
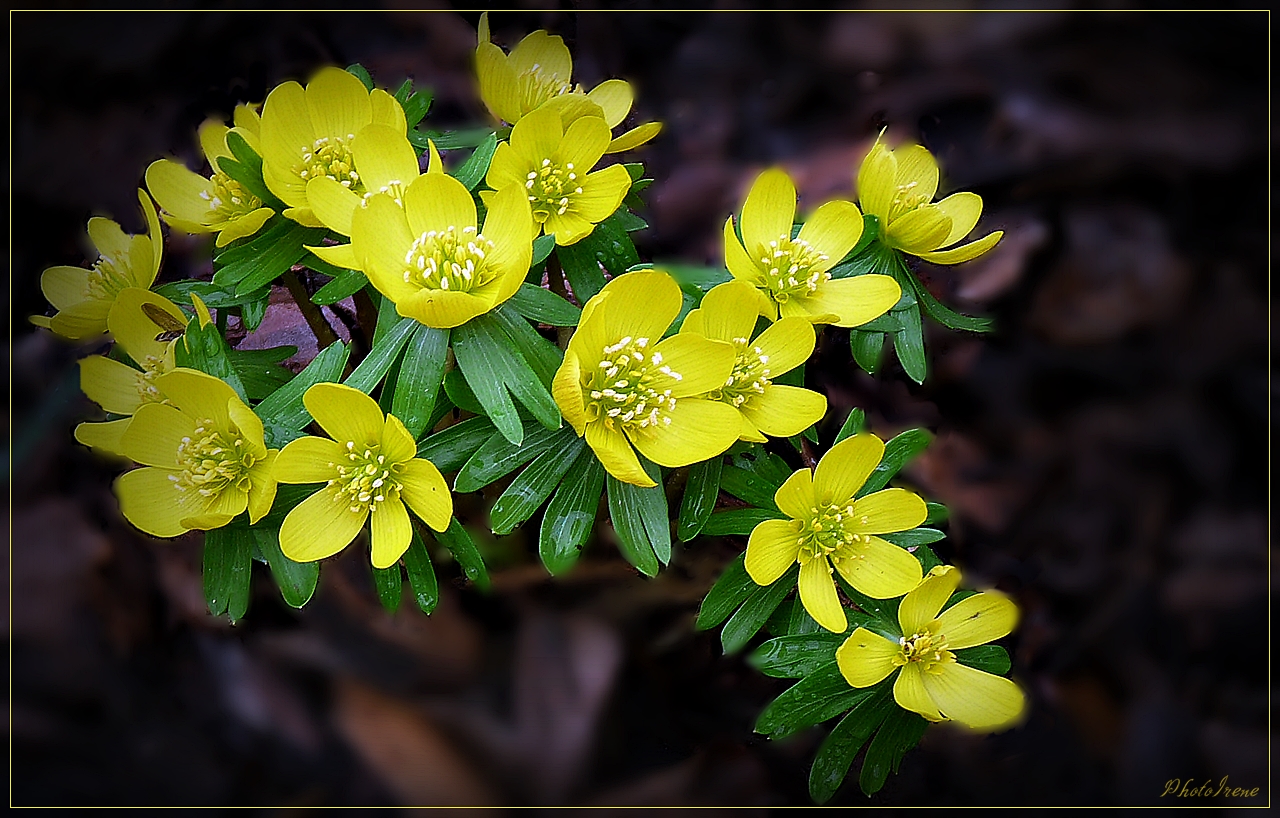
top-left (745, 433), bottom-right (926, 633)
top-left (75, 288), bottom-right (188, 455)
top-left (552, 271), bottom-right (742, 488)
top-left (260, 66), bottom-right (407, 227)
top-left (33, 190), bottom-right (163, 340)
top-left (475, 13), bottom-right (661, 153)
top-left (857, 135), bottom-right (1003, 264)
top-left (486, 106), bottom-right (632, 246)
top-left (836, 564), bottom-right (1025, 731)
top-left (274, 383), bottom-right (452, 569)
top-left (145, 105), bottom-right (275, 247)
top-left (679, 280), bottom-right (826, 443)
top-left (114, 368), bottom-right (277, 537)
top-left (351, 165), bottom-right (534, 328)
top-left (725, 169), bottom-right (901, 326)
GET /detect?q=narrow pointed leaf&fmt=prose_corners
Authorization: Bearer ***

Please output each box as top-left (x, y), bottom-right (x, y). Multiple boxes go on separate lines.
top-left (677, 456), bottom-right (722, 542)
top-left (373, 563), bottom-right (403, 613)
top-left (391, 324), bottom-right (449, 438)
top-left (490, 435), bottom-right (585, 535)
top-left (721, 565), bottom-right (798, 654)
top-left (402, 528), bottom-right (439, 614)
top-left (255, 528), bottom-right (319, 608)
top-left (539, 445), bottom-right (606, 575)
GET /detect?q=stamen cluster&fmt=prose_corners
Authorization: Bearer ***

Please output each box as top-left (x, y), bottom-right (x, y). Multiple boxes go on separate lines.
top-left (792, 502), bottom-right (874, 565)
top-left (85, 255), bottom-right (130, 302)
top-left (171, 418), bottom-right (255, 497)
top-left (526, 158), bottom-right (584, 219)
top-left (518, 64), bottom-right (572, 114)
top-left (714, 337), bottom-right (772, 408)
top-left (758, 236), bottom-right (830, 303)
top-left (402, 225), bottom-right (494, 292)
top-left (297, 134), bottom-right (360, 190)
top-left (202, 171), bottom-right (262, 219)
top-left (894, 627), bottom-right (956, 674)
top-left (327, 440), bottom-right (402, 515)
top-left (587, 336), bottom-right (681, 432)
top-left (889, 181), bottom-right (930, 221)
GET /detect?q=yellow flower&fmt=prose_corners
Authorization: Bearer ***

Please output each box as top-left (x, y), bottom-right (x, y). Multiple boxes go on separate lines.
top-left (552, 270), bottom-right (743, 488)
top-left (679, 280), bottom-right (827, 442)
top-left (475, 12), bottom-right (661, 153)
top-left (75, 288), bottom-right (188, 455)
top-left (485, 106), bottom-right (632, 246)
top-left (33, 190), bottom-right (163, 340)
top-left (725, 169), bottom-right (901, 326)
top-left (259, 66), bottom-right (407, 228)
top-left (856, 134), bottom-right (1003, 264)
top-left (836, 564), bottom-right (1025, 731)
top-left (274, 383), bottom-right (452, 569)
top-left (145, 104), bottom-right (275, 247)
top-left (113, 368), bottom-right (277, 538)
top-left (745, 433), bottom-right (926, 633)
top-left (350, 162), bottom-right (534, 328)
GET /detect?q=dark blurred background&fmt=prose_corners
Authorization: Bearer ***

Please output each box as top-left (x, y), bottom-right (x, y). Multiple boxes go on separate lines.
top-left (8, 9), bottom-right (1270, 807)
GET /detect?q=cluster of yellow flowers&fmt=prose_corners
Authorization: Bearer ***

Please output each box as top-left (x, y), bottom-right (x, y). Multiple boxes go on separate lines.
top-left (30, 12), bottom-right (1020, 771)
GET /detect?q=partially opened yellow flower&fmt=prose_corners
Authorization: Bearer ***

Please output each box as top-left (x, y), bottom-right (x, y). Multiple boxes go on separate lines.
top-left (114, 368), bottom-right (277, 537)
top-left (486, 106), bottom-right (632, 246)
top-left (836, 564), bottom-right (1025, 731)
top-left (145, 104), bottom-right (274, 247)
top-left (475, 13), bottom-right (661, 153)
top-left (745, 433), bottom-right (926, 633)
top-left (75, 288), bottom-right (188, 455)
top-left (552, 270), bottom-right (742, 488)
top-left (725, 169), bottom-right (901, 326)
top-left (351, 165), bottom-right (534, 328)
top-left (679, 280), bottom-right (826, 442)
top-left (260, 66), bottom-right (407, 227)
top-left (33, 190), bottom-right (163, 340)
top-left (274, 383), bottom-right (452, 569)
top-left (856, 135), bottom-right (1003, 264)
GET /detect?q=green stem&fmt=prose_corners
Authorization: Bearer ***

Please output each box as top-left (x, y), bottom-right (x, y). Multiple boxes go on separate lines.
top-left (282, 269), bottom-right (339, 349)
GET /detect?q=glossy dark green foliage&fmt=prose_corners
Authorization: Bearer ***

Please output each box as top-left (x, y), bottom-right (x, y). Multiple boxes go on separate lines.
top-left (677, 457), bottom-right (722, 542)
top-left (433, 518), bottom-right (489, 590)
top-left (255, 341), bottom-right (350, 448)
top-left (509, 283), bottom-right (581, 326)
top-left (391, 77), bottom-right (432, 129)
top-left (719, 464), bottom-right (780, 511)
top-left (834, 407), bottom-right (866, 445)
top-left (539, 445), bottom-right (606, 575)
top-left (754, 662), bottom-right (878, 739)
top-left (454, 421), bottom-right (573, 494)
top-left (556, 210), bottom-right (641, 303)
top-left (203, 526), bottom-right (252, 623)
top-left (417, 415), bottom-right (496, 474)
top-left (859, 707), bottom-right (928, 796)
top-left (490, 435), bottom-right (586, 536)
top-left (606, 458), bottom-right (669, 576)
top-left (402, 529), bottom-right (439, 614)
top-left (345, 317), bottom-right (416, 395)
top-left (311, 268), bottom-right (367, 306)
top-left (809, 682), bottom-right (898, 802)
top-left (720, 565), bottom-right (798, 654)
top-left (176, 314), bottom-right (248, 403)
top-left (373, 563), bottom-right (403, 613)
top-left (748, 631), bottom-right (845, 679)
top-left (226, 345), bottom-right (295, 400)
top-left (213, 220), bottom-right (325, 296)
top-left (453, 315), bottom-right (559, 445)
top-left (857, 428), bottom-right (933, 497)
top-left (409, 127), bottom-right (494, 152)
top-left (701, 507), bottom-right (785, 537)
top-left (255, 529), bottom-right (319, 609)
top-left (390, 324), bottom-right (449, 439)
top-left (450, 132), bottom-right (498, 191)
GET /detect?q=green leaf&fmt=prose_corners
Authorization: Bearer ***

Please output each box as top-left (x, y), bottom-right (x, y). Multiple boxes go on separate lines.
top-left (434, 518), bottom-right (489, 589)
top-left (858, 428), bottom-right (932, 497)
top-left (390, 324), bottom-right (449, 439)
top-left (851, 329), bottom-right (886, 376)
top-left (538, 446), bottom-right (605, 575)
top-left (748, 632), bottom-right (845, 679)
top-left (255, 341), bottom-right (350, 448)
top-left (660, 262), bottom-right (732, 296)
top-left (449, 132), bottom-right (498, 191)
top-left (392, 80), bottom-right (432, 129)
top-left (227, 346), bottom-right (295, 401)
top-left (410, 127), bottom-right (495, 152)
top-left (489, 305), bottom-right (563, 386)
top-left (453, 317), bottom-right (559, 445)
top-left (402, 529), bottom-right (439, 614)
top-left (719, 465), bottom-right (780, 511)
top-left (442, 367), bottom-right (485, 415)
top-left (701, 507), bottom-right (785, 537)
top-left (834, 408), bottom-right (866, 445)
top-left (925, 502), bottom-right (948, 525)
top-left (177, 317), bottom-right (249, 404)
top-left (677, 456), bottom-right (722, 542)
top-left (899, 259), bottom-right (993, 333)
top-left (214, 222), bottom-right (326, 295)
top-left (373, 563), bottom-right (403, 613)
top-left (344, 317), bottom-right (416, 394)
top-left (879, 528), bottom-right (945, 548)
top-left (509, 283), bottom-right (581, 327)
top-left (809, 683), bottom-right (896, 804)
top-left (490, 435), bottom-right (585, 535)
top-left (891, 305), bottom-right (927, 385)
top-left (556, 245), bottom-right (606, 305)
top-left (255, 529), bottom-right (319, 609)
top-left (223, 130), bottom-right (280, 208)
top-left (155, 280), bottom-right (265, 312)
top-left (721, 568), bottom-right (797, 654)
top-left (755, 662), bottom-right (877, 739)
top-left (203, 527), bottom-right (252, 623)
top-left (613, 208), bottom-right (648, 233)
top-left (606, 458), bottom-right (669, 575)
top-left (859, 707), bottom-right (928, 796)
top-left (417, 415), bottom-right (496, 473)
top-left (954, 644), bottom-right (1012, 675)
top-left (454, 420), bottom-right (573, 493)
top-left (529, 234), bottom-right (555, 271)
top-left (311, 267), bottom-right (367, 306)
top-left (833, 574), bottom-right (902, 643)
top-left (856, 313), bottom-right (903, 334)
top-left (729, 446), bottom-right (792, 490)
top-left (346, 63), bottom-right (374, 90)
top-left (695, 552), bottom-right (751, 630)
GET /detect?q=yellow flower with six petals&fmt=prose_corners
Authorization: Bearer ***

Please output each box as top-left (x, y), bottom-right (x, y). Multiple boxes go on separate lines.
top-left (745, 433), bottom-right (926, 633)
top-left (725, 169), bottom-right (901, 326)
top-left (836, 564), bottom-right (1025, 731)
top-left (552, 270), bottom-right (743, 488)
top-left (274, 383), bottom-right (452, 569)
top-left (856, 135), bottom-right (1003, 265)
top-left (679, 280), bottom-right (827, 443)
top-left (113, 368), bottom-right (277, 538)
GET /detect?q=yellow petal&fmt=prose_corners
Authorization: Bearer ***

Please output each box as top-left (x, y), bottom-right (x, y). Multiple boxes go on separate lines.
top-left (917, 231), bottom-right (1003, 265)
top-left (508, 30), bottom-right (572, 82)
top-left (740, 384), bottom-right (827, 439)
top-left (115, 467), bottom-right (194, 538)
top-left (922, 662), bottom-right (1025, 731)
top-left (260, 80), bottom-right (315, 201)
top-left (651, 334), bottom-right (735, 397)
top-left (851, 488), bottom-right (927, 535)
top-left (247, 452), bottom-right (278, 525)
top-left (887, 206), bottom-right (950, 255)
top-left (280, 485), bottom-right (368, 563)
top-left (898, 564), bottom-right (961, 636)
top-left (745, 518), bottom-right (802, 585)
top-left (215, 208), bottom-right (274, 246)
top-left (541, 92), bottom-right (605, 129)
top-left (381, 412), bottom-right (418, 463)
top-left (803, 274), bottom-right (901, 329)
top-left (352, 123), bottom-right (419, 191)
top-left (605, 121), bottom-right (662, 154)
top-left (477, 41), bottom-right (523, 124)
top-left (276, 436), bottom-right (344, 483)
top-left (553, 352), bottom-right (587, 435)
top-left (307, 242), bottom-right (363, 272)
top-left (307, 176), bottom-right (361, 236)
top-left (404, 172), bottom-right (477, 237)
top-left (931, 191), bottom-right (983, 249)
top-left (49, 302), bottom-right (110, 340)
top-left (558, 115), bottom-right (611, 171)
top-left (156, 368), bottom-right (237, 430)
top-left (572, 164), bottom-right (631, 224)
top-left (399, 458), bottom-right (452, 532)
top-left (773, 467), bottom-right (816, 519)
top-left (740, 168), bottom-right (796, 256)
top-left (87, 217), bottom-right (130, 262)
top-left (585, 421), bottom-right (653, 487)
top-left (796, 200), bottom-right (863, 271)
top-left (628, 398), bottom-right (741, 469)
top-left (179, 479), bottom-right (249, 529)
top-left (74, 418), bottom-right (133, 457)
top-left (79, 355), bottom-right (145, 416)
top-left (751, 317), bottom-right (815, 376)
top-left (40, 266), bottom-right (90, 311)
top-left (369, 89), bottom-right (407, 134)
top-left (145, 159), bottom-right (214, 224)
top-left (936, 591), bottom-right (1019, 649)
top-left (306, 66), bottom-right (373, 140)
top-left (369, 496), bottom-right (413, 569)
top-left (109, 286), bottom-right (182, 364)
top-left (596, 270), bottom-right (682, 347)
top-left (586, 79), bottom-right (633, 128)
top-left (486, 141), bottom-right (526, 190)
top-left (198, 120), bottom-right (231, 164)
top-left (119, 402), bottom-right (194, 469)
top-left (894, 144), bottom-right (939, 203)
top-left (478, 181), bottom-right (535, 291)
top-left (228, 396), bottom-right (268, 458)
top-left (233, 103), bottom-right (262, 138)
top-left (723, 217), bottom-right (768, 293)
top-left (544, 210), bottom-right (596, 246)
top-left (833, 536), bottom-right (923, 599)
top-left (510, 105), bottom-right (563, 165)
top-left (799, 556), bottom-right (848, 633)
top-left (395, 288), bottom-right (492, 329)
top-left (856, 138), bottom-right (896, 221)
top-left (836, 627), bottom-right (902, 688)
top-left (814, 433), bottom-right (884, 505)
top-left (351, 194), bottom-right (416, 302)
top-left (893, 662), bottom-right (944, 721)
top-left (690, 280), bottom-right (759, 343)
top-left (304, 382), bottom-right (383, 446)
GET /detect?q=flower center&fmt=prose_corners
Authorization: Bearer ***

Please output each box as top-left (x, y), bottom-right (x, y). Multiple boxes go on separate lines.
top-left (85, 254), bottom-right (132, 301)
top-left (135, 353), bottom-right (170, 405)
top-left (296, 134), bottom-right (362, 191)
top-left (401, 225), bottom-right (494, 293)
top-left (327, 440), bottom-right (403, 514)
top-left (894, 626), bottom-right (955, 674)
top-left (518, 64), bottom-right (572, 116)
top-left (793, 502), bottom-right (874, 565)
top-left (709, 337), bottom-right (771, 409)
top-left (201, 170), bottom-right (262, 221)
top-left (526, 158), bottom-right (584, 221)
top-left (170, 418), bottom-right (256, 498)
top-left (361, 180), bottom-right (407, 208)
top-left (758, 235), bottom-right (830, 303)
top-left (585, 336), bottom-right (681, 432)
top-left (889, 181), bottom-right (931, 222)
